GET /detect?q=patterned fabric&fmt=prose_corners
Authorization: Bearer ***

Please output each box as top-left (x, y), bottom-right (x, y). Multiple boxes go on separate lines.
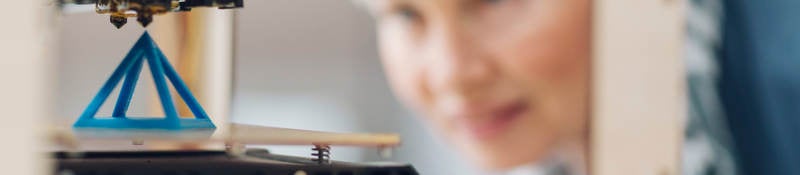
top-left (683, 0), bottom-right (739, 175)
top-left (497, 145), bottom-right (587, 175)
top-left (498, 158), bottom-right (574, 175)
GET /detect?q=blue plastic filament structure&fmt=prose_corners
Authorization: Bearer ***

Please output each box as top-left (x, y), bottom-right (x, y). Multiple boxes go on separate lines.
top-left (73, 32), bottom-right (215, 130)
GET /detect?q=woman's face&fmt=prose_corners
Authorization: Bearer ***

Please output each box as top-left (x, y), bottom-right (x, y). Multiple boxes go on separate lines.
top-left (370, 0), bottom-right (590, 170)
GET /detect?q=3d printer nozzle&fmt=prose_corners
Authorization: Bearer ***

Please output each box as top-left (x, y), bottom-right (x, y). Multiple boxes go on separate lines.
top-left (59, 0), bottom-right (243, 29)
top-left (137, 12), bottom-right (153, 28)
top-left (110, 15), bottom-right (127, 29)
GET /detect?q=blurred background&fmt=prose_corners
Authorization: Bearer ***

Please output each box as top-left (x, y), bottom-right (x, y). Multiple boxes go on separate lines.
top-left (55, 0), bottom-right (479, 174)
top-left (36, 0), bottom-right (800, 174)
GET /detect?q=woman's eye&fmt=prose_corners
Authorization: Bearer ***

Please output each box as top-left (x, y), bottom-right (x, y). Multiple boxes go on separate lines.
top-left (396, 6), bottom-right (421, 21)
top-left (483, 0), bottom-right (507, 5)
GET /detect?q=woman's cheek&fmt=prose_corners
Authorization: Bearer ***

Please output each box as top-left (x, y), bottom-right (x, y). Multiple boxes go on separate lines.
top-left (482, 2), bottom-right (589, 89)
top-left (380, 28), bottom-right (457, 138)
top-left (379, 28), bottom-right (435, 119)
top-left (502, 25), bottom-right (587, 89)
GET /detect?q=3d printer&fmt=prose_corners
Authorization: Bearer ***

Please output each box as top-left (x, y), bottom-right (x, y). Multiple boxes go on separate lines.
top-left (51, 1), bottom-right (419, 175)
top-left (59, 0), bottom-right (243, 27)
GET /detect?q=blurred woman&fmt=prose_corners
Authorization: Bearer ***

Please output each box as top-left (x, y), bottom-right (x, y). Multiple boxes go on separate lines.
top-left (360, 0), bottom-right (591, 174)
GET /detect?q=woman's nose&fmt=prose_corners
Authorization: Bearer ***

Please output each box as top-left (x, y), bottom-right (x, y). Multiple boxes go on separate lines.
top-left (426, 25), bottom-right (497, 97)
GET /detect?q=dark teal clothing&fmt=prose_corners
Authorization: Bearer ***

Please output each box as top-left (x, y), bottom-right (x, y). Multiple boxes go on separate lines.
top-left (720, 0), bottom-right (800, 174)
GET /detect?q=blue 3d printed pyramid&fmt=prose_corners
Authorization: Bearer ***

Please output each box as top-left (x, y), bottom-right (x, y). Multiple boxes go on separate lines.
top-left (73, 32), bottom-right (215, 130)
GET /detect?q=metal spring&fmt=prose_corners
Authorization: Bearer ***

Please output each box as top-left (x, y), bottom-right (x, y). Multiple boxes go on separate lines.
top-left (311, 144), bottom-right (331, 164)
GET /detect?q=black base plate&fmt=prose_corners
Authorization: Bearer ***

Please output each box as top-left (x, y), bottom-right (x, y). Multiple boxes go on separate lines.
top-left (54, 149), bottom-right (418, 175)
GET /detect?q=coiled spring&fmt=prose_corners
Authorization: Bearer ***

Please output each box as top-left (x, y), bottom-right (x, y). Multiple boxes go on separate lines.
top-left (311, 144), bottom-right (331, 164)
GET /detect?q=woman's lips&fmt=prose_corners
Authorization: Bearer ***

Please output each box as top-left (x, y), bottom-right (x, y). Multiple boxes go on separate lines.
top-left (455, 99), bottom-right (529, 140)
